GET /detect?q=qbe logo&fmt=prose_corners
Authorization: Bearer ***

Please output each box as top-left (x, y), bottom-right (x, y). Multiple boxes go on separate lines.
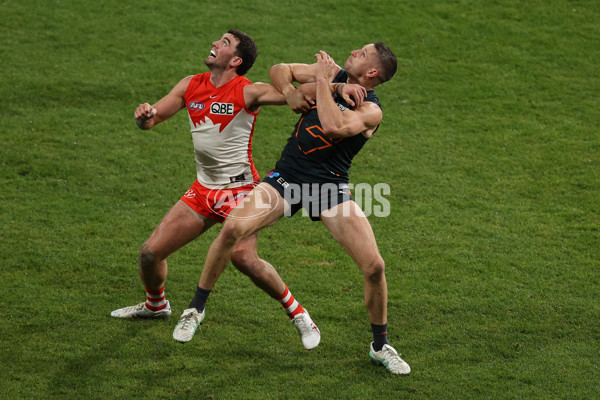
top-left (210, 102), bottom-right (234, 115)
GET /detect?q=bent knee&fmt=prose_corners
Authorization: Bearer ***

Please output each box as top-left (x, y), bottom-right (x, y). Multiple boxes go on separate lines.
top-left (139, 243), bottom-right (157, 267)
top-left (220, 220), bottom-right (251, 244)
top-left (361, 256), bottom-right (386, 282)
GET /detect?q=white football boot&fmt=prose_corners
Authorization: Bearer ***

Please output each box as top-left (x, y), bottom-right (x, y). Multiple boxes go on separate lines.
top-left (369, 342), bottom-right (411, 375)
top-left (172, 308), bottom-right (205, 343)
top-left (111, 301), bottom-right (171, 319)
top-left (291, 310), bottom-right (321, 350)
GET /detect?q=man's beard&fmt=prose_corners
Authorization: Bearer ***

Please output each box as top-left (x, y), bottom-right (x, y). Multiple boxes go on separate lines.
top-left (205, 55), bottom-right (229, 71)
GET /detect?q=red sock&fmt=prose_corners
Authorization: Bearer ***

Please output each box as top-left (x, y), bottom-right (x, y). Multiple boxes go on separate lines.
top-left (274, 285), bottom-right (305, 319)
top-left (145, 287), bottom-right (167, 311)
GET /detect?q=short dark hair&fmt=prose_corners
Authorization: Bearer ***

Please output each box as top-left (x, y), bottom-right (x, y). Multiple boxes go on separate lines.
top-left (373, 41), bottom-right (397, 84)
top-left (228, 29), bottom-right (258, 76)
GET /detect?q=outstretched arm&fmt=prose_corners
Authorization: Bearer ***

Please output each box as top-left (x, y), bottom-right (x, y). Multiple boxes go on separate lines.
top-left (134, 76), bottom-right (192, 130)
top-left (243, 82), bottom-right (287, 113)
top-left (244, 80), bottom-right (366, 112)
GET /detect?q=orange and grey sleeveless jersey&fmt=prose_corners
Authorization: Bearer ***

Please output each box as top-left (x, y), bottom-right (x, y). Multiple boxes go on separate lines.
top-left (184, 73), bottom-right (260, 189)
top-left (273, 69), bottom-right (382, 183)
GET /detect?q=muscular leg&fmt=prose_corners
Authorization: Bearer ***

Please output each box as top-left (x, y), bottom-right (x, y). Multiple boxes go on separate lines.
top-left (140, 200), bottom-right (216, 290)
top-left (322, 202), bottom-right (411, 374)
top-left (319, 201), bottom-right (387, 325)
top-left (209, 190), bottom-right (320, 349)
top-left (198, 183), bottom-right (286, 291)
top-left (180, 183), bottom-right (320, 349)
top-left (231, 232), bottom-right (285, 298)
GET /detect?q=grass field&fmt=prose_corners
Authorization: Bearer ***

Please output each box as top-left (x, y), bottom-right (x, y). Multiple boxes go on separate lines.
top-left (1, 0), bottom-right (599, 398)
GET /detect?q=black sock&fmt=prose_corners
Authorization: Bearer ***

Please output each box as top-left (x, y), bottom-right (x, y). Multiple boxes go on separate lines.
top-left (371, 323), bottom-right (389, 352)
top-left (189, 286), bottom-right (211, 312)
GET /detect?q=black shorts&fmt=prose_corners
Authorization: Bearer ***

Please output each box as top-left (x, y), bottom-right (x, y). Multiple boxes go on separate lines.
top-left (262, 169), bottom-right (353, 221)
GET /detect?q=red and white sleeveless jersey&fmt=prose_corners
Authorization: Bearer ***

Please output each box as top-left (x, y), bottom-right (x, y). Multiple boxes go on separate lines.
top-left (184, 73), bottom-right (260, 189)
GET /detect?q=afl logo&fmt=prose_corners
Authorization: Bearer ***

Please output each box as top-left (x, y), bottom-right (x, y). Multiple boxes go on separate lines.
top-left (189, 101), bottom-right (205, 111)
top-left (206, 182), bottom-right (280, 221)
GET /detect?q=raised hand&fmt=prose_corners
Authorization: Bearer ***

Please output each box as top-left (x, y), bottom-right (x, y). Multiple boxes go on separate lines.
top-left (314, 50), bottom-right (337, 82)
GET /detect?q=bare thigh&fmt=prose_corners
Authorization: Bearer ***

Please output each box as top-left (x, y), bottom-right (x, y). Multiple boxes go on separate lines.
top-left (144, 200), bottom-right (217, 260)
top-left (225, 182), bottom-right (287, 237)
top-left (319, 200), bottom-right (382, 267)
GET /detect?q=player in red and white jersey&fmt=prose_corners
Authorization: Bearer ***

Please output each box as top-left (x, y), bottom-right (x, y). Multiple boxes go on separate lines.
top-left (185, 71), bottom-right (260, 189)
top-left (111, 30), bottom-right (321, 350)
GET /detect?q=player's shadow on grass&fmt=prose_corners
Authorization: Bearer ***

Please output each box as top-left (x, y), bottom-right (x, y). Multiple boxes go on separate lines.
top-left (47, 320), bottom-right (176, 397)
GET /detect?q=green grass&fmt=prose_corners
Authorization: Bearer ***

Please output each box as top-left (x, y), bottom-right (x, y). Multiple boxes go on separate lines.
top-left (1, 0), bottom-right (599, 398)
